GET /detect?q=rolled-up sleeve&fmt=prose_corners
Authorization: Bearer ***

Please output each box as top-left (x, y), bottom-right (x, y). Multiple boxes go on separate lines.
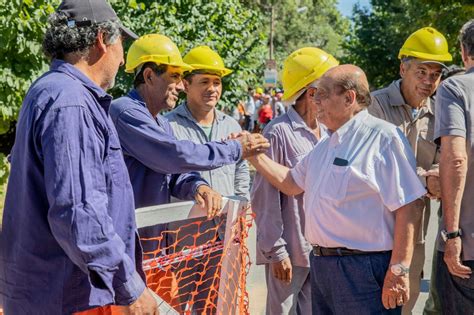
top-left (373, 130), bottom-right (427, 212)
top-left (42, 105), bottom-right (145, 304)
top-left (251, 132), bottom-right (289, 262)
top-left (434, 81), bottom-right (466, 142)
top-left (114, 107), bottom-right (242, 173)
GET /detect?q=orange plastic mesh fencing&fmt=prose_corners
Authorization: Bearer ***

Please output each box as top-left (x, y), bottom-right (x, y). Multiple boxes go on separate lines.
top-left (139, 207), bottom-right (253, 315)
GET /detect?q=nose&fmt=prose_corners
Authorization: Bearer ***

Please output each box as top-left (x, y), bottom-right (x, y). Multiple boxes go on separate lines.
top-left (176, 80), bottom-right (185, 92)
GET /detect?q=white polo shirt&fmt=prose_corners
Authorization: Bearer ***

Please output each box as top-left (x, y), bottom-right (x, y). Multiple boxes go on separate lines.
top-left (291, 110), bottom-right (426, 251)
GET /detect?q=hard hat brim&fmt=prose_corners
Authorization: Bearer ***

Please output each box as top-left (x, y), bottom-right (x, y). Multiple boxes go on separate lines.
top-left (186, 63), bottom-right (233, 77)
top-left (398, 49), bottom-right (453, 62)
top-left (125, 59), bottom-right (193, 74)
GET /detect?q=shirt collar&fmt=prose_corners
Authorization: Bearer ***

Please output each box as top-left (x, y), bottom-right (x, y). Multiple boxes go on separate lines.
top-left (50, 59), bottom-right (110, 101)
top-left (331, 109), bottom-right (369, 145)
top-left (287, 105), bottom-right (309, 130)
top-left (387, 79), bottom-right (434, 115)
top-left (127, 88), bottom-right (148, 108)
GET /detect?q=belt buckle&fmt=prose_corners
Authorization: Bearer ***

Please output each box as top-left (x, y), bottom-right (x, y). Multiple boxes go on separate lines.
top-left (312, 245), bottom-right (323, 257)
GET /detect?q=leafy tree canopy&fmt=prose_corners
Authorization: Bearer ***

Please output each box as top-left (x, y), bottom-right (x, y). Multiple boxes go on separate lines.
top-left (344, 0), bottom-right (474, 89)
top-left (0, 0), bottom-right (267, 188)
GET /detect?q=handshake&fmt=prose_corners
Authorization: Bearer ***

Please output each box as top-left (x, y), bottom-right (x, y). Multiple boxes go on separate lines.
top-left (228, 131), bottom-right (271, 159)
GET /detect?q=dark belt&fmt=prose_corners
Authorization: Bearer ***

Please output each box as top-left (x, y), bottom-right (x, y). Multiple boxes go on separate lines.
top-left (312, 245), bottom-right (390, 257)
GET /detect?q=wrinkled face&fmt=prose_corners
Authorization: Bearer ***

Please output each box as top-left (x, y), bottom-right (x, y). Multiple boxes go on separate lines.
top-left (184, 73), bottom-right (222, 110)
top-left (153, 66), bottom-right (185, 110)
top-left (103, 36), bottom-right (124, 90)
top-left (313, 77), bottom-right (350, 132)
top-left (400, 60), bottom-right (443, 100)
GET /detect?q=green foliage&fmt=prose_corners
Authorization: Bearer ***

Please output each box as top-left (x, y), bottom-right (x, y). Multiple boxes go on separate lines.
top-left (344, 0), bottom-right (474, 89)
top-left (110, 0), bottom-right (267, 109)
top-left (272, 0), bottom-right (349, 65)
top-left (0, 0), bottom-right (59, 186)
top-left (0, 0), bottom-right (267, 193)
top-left (244, 0), bottom-right (349, 75)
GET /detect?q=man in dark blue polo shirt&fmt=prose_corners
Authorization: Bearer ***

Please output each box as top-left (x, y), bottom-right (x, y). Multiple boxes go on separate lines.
top-left (0, 1), bottom-right (157, 314)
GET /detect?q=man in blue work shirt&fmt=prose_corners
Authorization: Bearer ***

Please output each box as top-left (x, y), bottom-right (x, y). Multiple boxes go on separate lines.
top-left (0, 1), bottom-right (157, 314)
top-left (110, 34), bottom-right (269, 214)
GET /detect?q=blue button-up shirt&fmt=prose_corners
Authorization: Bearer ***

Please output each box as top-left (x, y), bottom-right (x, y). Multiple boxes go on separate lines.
top-left (110, 90), bottom-right (242, 208)
top-left (0, 60), bottom-right (145, 314)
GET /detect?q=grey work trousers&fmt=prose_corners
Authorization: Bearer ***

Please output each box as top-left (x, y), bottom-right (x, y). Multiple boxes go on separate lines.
top-left (264, 264), bottom-right (311, 315)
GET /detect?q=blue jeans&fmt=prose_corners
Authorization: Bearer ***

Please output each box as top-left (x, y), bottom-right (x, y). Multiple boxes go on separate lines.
top-left (309, 250), bottom-right (401, 315)
top-left (435, 251), bottom-right (474, 314)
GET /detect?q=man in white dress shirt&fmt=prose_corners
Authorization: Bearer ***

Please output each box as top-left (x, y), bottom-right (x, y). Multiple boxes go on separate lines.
top-left (247, 65), bottom-right (425, 314)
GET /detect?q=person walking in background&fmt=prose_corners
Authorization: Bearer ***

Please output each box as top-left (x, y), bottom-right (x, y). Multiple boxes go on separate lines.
top-left (434, 19), bottom-right (474, 314)
top-left (369, 27), bottom-right (452, 314)
top-left (244, 87), bottom-right (256, 131)
top-left (251, 47), bottom-right (338, 315)
top-left (0, 1), bottom-right (158, 314)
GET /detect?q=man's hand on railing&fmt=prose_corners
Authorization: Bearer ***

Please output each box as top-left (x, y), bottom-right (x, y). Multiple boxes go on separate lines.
top-left (195, 185), bottom-right (223, 218)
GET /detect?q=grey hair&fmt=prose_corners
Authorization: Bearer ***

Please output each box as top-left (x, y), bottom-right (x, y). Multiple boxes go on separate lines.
top-left (333, 73), bottom-right (371, 108)
top-left (459, 19), bottom-right (474, 58)
top-left (42, 12), bottom-right (121, 60)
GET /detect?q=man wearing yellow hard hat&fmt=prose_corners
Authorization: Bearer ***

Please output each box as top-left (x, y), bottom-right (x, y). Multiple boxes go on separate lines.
top-left (109, 34), bottom-right (269, 214)
top-left (251, 47), bottom-right (338, 314)
top-left (369, 26), bottom-right (452, 314)
top-left (166, 45), bottom-right (250, 313)
top-left (167, 45), bottom-right (250, 200)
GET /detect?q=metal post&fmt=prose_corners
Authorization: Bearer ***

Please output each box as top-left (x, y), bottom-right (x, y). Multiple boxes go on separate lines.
top-left (269, 5), bottom-right (274, 61)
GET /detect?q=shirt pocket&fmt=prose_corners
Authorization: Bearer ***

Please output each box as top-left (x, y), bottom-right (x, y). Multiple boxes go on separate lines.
top-left (106, 132), bottom-right (127, 187)
top-left (320, 165), bottom-right (351, 202)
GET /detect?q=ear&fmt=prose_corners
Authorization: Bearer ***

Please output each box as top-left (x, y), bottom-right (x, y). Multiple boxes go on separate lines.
top-left (346, 90), bottom-right (356, 107)
top-left (142, 67), bottom-right (155, 85)
top-left (399, 62), bottom-right (406, 78)
top-left (461, 44), bottom-right (469, 65)
top-left (96, 31), bottom-right (107, 55)
top-left (306, 87), bottom-right (316, 99)
top-left (183, 78), bottom-right (190, 93)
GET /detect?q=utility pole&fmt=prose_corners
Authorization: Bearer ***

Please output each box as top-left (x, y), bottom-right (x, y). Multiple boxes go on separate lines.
top-left (269, 4), bottom-right (274, 61)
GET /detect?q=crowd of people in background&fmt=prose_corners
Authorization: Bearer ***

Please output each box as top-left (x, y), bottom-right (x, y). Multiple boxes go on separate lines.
top-left (1, 0), bottom-right (474, 315)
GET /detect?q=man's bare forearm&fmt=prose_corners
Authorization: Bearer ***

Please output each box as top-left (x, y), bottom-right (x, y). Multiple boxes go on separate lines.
top-left (391, 199), bottom-right (424, 266)
top-left (440, 136), bottom-right (468, 231)
top-left (247, 154), bottom-right (303, 196)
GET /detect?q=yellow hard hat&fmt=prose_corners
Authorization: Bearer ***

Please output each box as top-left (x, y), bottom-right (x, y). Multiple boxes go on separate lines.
top-left (183, 46), bottom-right (232, 77)
top-left (256, 87), bottom-right (264, 94)
top-left (398, 27), bottom-right (452, 62)
top-left (281, 47), bottom-right (338, 101)
top-left (125, 34), bottom-right (193, 73)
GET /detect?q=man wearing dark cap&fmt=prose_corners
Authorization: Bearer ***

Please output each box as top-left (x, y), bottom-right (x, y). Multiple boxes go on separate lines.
top-left (0, 1), bottom-right (157, 314)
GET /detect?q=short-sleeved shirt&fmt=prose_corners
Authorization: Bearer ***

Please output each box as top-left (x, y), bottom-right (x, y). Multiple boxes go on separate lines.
top-left (369, 80), bottom-right (439, 243)
top-left (0, 60), bottom-right (144, 314)
top-left (291, 110), bottom-right (426, 251)
top-left (434, 67), bottom-right (474, 261)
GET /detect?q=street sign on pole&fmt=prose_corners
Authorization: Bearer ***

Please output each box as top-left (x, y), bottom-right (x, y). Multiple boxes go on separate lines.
top-left (264, 69), bottom-right (278, 88)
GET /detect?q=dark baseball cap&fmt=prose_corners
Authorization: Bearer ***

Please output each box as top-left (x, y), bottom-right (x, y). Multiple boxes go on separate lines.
top-left (58, 0), bottom-right (138, 39)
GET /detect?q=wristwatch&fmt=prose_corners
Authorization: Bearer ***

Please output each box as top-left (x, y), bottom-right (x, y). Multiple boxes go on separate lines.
top-left (441, 229), bottom-right (462, 242)
top-left (390, 263), bottom-right (410, 276)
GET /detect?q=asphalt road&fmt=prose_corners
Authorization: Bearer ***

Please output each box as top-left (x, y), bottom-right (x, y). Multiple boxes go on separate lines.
top-left (246, 201), bottom-right (440, 315)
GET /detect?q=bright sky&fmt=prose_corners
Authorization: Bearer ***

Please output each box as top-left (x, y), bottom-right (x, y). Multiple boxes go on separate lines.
top-left (337, 0), bottom-right (371, 17)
